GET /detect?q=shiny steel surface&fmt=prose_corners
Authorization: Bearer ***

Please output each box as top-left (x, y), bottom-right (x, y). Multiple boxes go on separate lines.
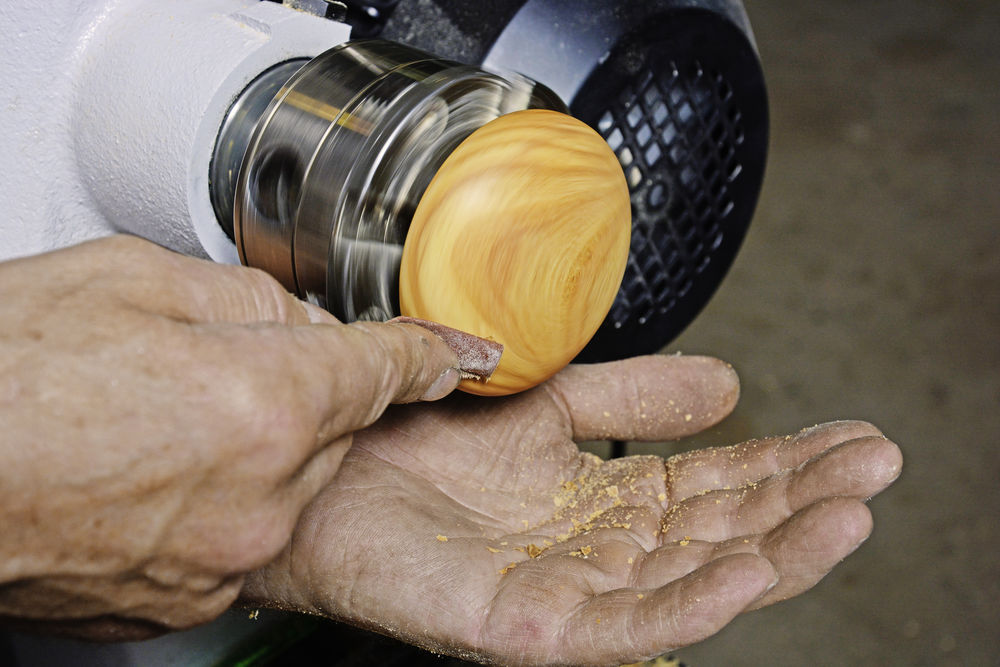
top-left (233, 39), bottom-right (564, 321)
top-left (211, 59), bottom-right (309, 239)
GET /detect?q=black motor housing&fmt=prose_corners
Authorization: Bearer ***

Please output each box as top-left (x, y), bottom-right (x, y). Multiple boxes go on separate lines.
top-left (357, 0), bottom-right (769, 360)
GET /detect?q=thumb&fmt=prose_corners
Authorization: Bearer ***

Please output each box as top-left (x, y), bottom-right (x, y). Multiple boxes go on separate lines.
top-left (275, 319), bottom-right (502, 437)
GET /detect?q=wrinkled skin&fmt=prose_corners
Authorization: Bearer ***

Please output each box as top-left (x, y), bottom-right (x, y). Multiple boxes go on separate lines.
top-left (243, 357), bottom-right (902, 666)
top-left (0, 236), bottom-right (467, 639)
top-left (0, 236), bottom-right (903, 660)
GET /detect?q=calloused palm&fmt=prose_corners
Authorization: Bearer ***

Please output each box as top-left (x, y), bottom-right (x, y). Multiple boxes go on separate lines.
top-left (242, 356), bottom-right (902, 666)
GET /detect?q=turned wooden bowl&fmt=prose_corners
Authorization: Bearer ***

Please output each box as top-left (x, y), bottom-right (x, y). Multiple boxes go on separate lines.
top-left (399, 109), bottom-right (631, 396)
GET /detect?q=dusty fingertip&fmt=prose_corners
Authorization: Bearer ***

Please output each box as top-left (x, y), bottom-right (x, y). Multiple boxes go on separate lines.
top-left (680, 355), bottom-right (740, 392)
top-left (801, 420), bottom-right (885, 441)
top-left (683, 355), bottom-right (741, 418)
top-left (856, 435), bottom-right (905, 489)
top-left (880, 438), bottom-right (904, 481)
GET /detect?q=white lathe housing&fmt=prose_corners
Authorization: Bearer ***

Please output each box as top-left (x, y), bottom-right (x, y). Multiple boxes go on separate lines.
top-left (0, 0), bottom-right (349, 263)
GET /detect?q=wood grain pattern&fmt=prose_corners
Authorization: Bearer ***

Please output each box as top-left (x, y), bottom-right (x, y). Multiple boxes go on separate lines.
top-left (400, 109), bottom-right (631, 396)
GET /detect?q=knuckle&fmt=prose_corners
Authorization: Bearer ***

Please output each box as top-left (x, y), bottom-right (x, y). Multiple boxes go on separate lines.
top-left (236, 266), bottom-right (304, 323)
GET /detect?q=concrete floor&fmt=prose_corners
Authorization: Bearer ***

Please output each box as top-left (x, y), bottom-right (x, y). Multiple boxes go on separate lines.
top-left (5, 1), bottom-right (998, 665)
top-left (634, 0), bottom-right (1000, 663)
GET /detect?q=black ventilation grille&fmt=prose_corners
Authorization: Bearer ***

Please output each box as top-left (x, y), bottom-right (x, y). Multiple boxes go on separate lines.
top-left (573, 10), bottom-right (768, 362)
top-left (600, 61), bottom-right (745, 328)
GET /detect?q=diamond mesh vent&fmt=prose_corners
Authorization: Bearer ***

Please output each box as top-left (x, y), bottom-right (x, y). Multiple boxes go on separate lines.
top-left (599, 62), bottom-right (745, 328)
top-left (572, 11), bottom-right (768, 362)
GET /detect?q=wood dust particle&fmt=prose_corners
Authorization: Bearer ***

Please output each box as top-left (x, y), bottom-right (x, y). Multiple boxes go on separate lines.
top-left (679, 538), bottom-right (690, 546)
top-left (657, 493), bottom-right (667, 502)
top-left (487, 546), bottom-right (501, 553)
top-left (580, 545), bottom-right (593, 556)
top-left (684, 414), bottom-right (693, 422)
top-left (436, 535), bottom-right (448, 542)
top-left (627, 556), bottom-right (634, 564)
top-left (499, 563), bottom-right (517, 575)
top-left (637, 593), bottom-right (644, 600)
top-left (248, 610), bottom-right (259, 620)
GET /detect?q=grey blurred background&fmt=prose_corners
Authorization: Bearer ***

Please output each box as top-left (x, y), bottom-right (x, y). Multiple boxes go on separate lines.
top-left (629, 0), bottom-right (999, 663)
top-left (5, 1), bottom-right (997, 665)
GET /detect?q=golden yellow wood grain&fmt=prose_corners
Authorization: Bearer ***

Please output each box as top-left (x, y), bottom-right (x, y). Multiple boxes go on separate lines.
top-left (399, 109), bottom-right (631, 396)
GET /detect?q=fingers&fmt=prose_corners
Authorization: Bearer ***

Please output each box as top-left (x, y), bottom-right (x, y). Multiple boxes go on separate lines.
top-left (95, 237), bottom-right (491, 417)
top-left (254, 320), bottom-right (467, 442)
top-left (171, 261), bottom-right (332, 326)
top-left (162, 259), bottom-right (338, 327)
top-left (557, 553), bottom-right (775, 664)
top-left (620, 498), bottom-right (872, 621)
top-left (659, 434), bottom-right (902, 543)
top-left (544, 355), bottom-right (740, 442)
top-left (60, 235), bottom-right (328, 326)
top-left (506, 492), bottom-right (875, 663)
top-left (750, 497), bottom-right (872, 609)
top-left (665, 420), bottom-right (888, 503)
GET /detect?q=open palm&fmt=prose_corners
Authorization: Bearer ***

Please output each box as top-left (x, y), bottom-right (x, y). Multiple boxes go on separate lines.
top-left (242, 356), bottom-right (901, 666)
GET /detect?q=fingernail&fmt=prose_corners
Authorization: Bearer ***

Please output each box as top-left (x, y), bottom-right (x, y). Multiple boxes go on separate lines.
top-left (390, 316), bottom-right (503, 380)
top-left (421, 367), bottom-right (461, 401)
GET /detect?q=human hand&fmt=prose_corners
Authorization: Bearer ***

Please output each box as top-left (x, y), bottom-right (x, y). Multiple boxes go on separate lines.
top-left (0, 236), bottom-right (473, 639)
top-left (242, 356), bottom-right (902, 666)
